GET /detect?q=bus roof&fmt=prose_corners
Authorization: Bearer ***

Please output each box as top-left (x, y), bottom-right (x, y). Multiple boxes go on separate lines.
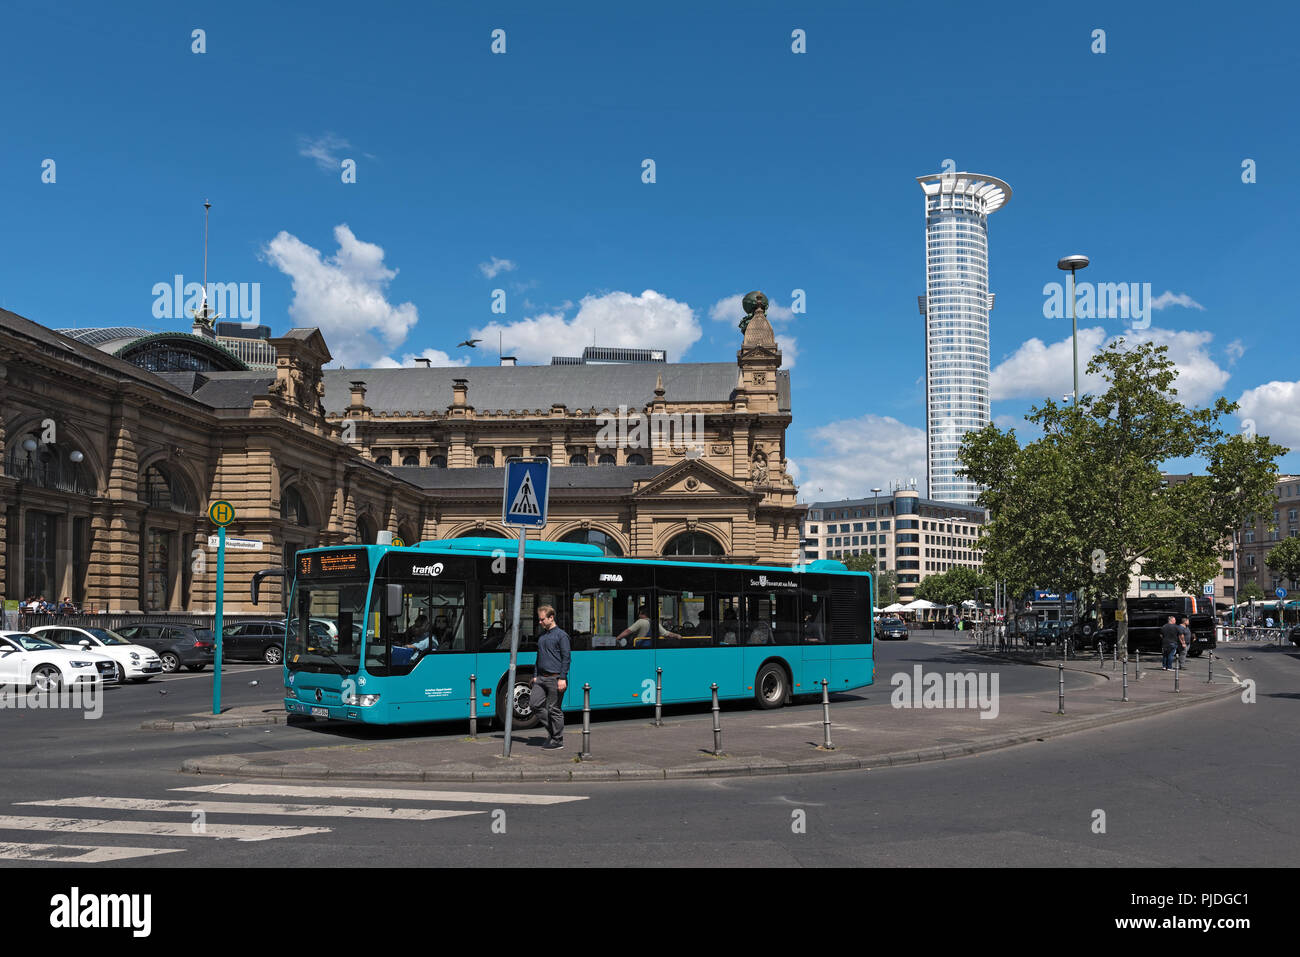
top-left (301, 538), bottom-right (867, 577)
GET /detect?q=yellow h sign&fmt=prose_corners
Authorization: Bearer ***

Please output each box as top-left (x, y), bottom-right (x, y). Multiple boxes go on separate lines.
top-left (208, 500), bottom-right (236, 526)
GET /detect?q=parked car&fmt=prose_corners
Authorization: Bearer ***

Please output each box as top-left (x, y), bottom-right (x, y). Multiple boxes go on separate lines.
top-left (877, 618), bottom-right (909, 640)
top-left (1289, 624), bottom-right (1300, 647)
top-left (0, 630), bottom-right (118, 690)
top-left (30, 625), bottom-right (164, 682)
top-left (219, 620), bottom-right (288, 664)
top-left (112, 622), bottom-right (215, 673)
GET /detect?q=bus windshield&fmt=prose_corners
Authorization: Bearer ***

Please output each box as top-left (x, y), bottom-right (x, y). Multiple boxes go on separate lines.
top-left (288, 581), bottom-right (369, 674)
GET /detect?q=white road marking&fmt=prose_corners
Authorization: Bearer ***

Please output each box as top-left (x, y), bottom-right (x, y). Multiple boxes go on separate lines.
top-left (172, 782), bottom-right (588, 805)
top-left (0, 815), bottom-right (328, 842)
top-left (0, 841), bottom-right (185, 863)
top-left (157, 664), bottom-right (280, 681)
top-left (23, 797), bottom-right (481, 821)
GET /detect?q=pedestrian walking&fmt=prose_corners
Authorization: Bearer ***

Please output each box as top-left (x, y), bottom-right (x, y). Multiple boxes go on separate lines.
top-left (1160, 615), bottom-right (1180, 670)
top-left (531, 604), bottom-right (570, 751)
top-left (1176, 616), bottom-right (1192, 669)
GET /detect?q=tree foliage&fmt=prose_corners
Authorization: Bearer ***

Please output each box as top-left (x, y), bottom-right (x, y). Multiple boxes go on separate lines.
top-left (914, 566), bottom-right (993, 607)
top-left (1265, 537), bottom-right (1300, 588)
top-left (959, 339), bottom-right (1287, 657)
top-left (1238, 581), bottom-right (1265, 602)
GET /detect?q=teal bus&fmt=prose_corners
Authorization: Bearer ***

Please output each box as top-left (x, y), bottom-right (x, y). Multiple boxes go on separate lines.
top-left (283, 537), bottom-right (874, 728)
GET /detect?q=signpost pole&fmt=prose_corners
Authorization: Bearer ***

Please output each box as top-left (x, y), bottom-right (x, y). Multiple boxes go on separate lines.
top-left (213, 524), bottom-right (225, 716)
top-left (502, 525), bottom-right (527, 758)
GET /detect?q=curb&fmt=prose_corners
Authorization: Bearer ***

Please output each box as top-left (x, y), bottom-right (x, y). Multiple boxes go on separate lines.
top-left (144, 713), bottom-right (287, 731)
top-left (179, 681), bottom-right (1239, 782)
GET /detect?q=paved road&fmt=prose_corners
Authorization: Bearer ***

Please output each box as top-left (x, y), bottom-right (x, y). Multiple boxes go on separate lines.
top-left (0, 638), bottom-right (1294, 867)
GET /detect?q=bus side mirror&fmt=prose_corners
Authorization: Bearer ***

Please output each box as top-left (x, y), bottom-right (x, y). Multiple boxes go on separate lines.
top-left (385, 584), bottom-right (403, 616)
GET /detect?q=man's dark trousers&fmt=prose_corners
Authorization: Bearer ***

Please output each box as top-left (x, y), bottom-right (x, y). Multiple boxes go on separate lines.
top-left (535, 674), bottom-right (564, 744)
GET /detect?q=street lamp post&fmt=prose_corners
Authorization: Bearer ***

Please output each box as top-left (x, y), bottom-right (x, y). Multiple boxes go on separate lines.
top-left (1057, 255), bottom-right (1090, 407)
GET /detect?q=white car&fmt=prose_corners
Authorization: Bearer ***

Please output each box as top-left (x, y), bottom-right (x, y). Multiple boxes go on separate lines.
top-left (30, 625), bottom-right (164, 682)
top-left (0, 630), bottom-right (119, 691)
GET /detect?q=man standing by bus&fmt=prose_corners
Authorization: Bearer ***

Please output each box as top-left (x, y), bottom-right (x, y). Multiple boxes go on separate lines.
top-left (1177, 615), bottom-right (1192, 670)
top-left (532, 605), bottom-right (570, 751)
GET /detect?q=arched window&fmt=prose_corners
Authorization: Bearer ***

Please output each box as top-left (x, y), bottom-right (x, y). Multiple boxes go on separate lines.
top-left (626, 453), bottom-right (646, 466)
top-left (429, 455), bottom-right (447, 468)
top-left (568, 454), bottom-right (588, 466)
top-left (139, 463), bottom-right (196, 513)
top-left (663, 531), bottom-right (725, 557)
top-left (597, 454), bottom-right (616, 465)
top-left (401, 455), bottom-right (419, 467)
top-left (457, 528), bottom-right (506, 538)
top-left (357, 515), bottom-right (378, 545)
top-left (477, 455), bottom-right (495, 468)
top-left (281, 486), bottom-right (311, 525)
top-left (375, 455), bottom-right (392, 467)
top-left (7, 434), bottom-right (95, 495)
top-left (560, 528), bottom-right (624, 557)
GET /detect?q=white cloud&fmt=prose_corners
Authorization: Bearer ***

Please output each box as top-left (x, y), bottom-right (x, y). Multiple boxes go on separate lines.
top-left (1225, 339), bottom-right (1245, 365)
top-left (775, 334), bottom-right (798, 369)
top-left (708, 293), bottom-right (795, 324)
top-left (990, 325), bottom-right (1230, 406)
top-left (797, 414), bottom-right (927, 502)
top-left (990, 326), bottom-right (1109, 401)
top-left (1236, 380), bottom-right (1300, 450)
top-left (376, 348), bottom-right (470, 368)
top-left (1151, 290), bottom-right (1206, 311)
top-left (479, 257), bottom-right (517, 279)
top-left (298, 133), bottom-right (350, 172)
top-left (785, 457), bottom-right (801, 482)
top-left (472, 289), bottom-right (701, 363)
top-left (263, 224), bottom-right (419, 368)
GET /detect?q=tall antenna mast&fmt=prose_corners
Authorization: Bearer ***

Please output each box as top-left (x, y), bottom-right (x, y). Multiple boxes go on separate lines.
top-left (196, 199), bottom-right (216, 328)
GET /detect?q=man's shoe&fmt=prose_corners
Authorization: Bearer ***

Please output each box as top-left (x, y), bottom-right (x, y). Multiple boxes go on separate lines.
top-left (542, 740), bottom-right (564, 751)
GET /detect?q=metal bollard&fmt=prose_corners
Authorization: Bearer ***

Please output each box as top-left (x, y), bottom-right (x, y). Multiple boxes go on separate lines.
top-left (711, 683), bottom-right (722, 755)
top-left (1057, 663), bottom-right (1065, 714)
top-left (1112, 642), bottom-right (1117, 671)
top-left (581, 683), bottom-right (592, 758)
top-left (468, 673), bottom-right (478, 738)
top-left (1207, 651), bottom-right (1213, 684)
top-left (653, 667), bottom-right (663, 727)
top-left (1174, 660), bottom-right (1180, 693)
top-left (1121, 660), bottom-right (1129, 702)
top-left (1098, 643), bottom-right (1104, 670)
top-left (1136, 649), bottom-right (1141, 679)
top-left (820, 678), bottom-right (834, 750)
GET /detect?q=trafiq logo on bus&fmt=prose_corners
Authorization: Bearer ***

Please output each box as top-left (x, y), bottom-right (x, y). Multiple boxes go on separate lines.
top-left (411, 563), bottom-right (444, 577)
top-left (890, 666), bottom-right (1000, 719)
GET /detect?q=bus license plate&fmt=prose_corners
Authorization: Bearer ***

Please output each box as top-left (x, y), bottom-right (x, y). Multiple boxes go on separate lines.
top-left (310, 706), bottom-right (329, 717)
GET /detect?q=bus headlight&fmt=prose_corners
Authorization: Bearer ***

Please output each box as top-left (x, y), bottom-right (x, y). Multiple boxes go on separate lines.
top-left (344, 693), bottom-right (381, 707)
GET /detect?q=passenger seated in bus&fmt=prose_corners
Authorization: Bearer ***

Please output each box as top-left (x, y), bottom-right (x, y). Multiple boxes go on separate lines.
top-left (431, 614), bottom-right (452, 650)
top-left (719, 608), bottom-right (740, 645)
top-left (802, 611), bottom-right (824, 643)
top-left (747, 621), bottom-right (774, 645)
top-left (617, 605), bottom-right (653, 647)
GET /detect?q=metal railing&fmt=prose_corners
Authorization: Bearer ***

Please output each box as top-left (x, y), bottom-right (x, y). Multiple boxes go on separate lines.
top-left (2, 452), bottom-right (97, 496)
top-left (13, 611), bottom-right (276, 632)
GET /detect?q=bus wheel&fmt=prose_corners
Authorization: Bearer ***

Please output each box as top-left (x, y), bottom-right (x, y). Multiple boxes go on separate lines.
top-left (497, 674), bottom-right (542, 731)
top-left (754, 662), bottom-right (788, 710)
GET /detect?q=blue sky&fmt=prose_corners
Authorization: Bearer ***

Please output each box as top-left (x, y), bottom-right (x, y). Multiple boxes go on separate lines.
top-left (2, 0), bottom-right (1296, 499)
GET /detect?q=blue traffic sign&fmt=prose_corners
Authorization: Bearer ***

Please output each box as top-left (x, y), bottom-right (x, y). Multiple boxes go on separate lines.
top-left (503, 458), bottom-right (551, 527)
top-left (1277, 587), bottom-right (1288, 599)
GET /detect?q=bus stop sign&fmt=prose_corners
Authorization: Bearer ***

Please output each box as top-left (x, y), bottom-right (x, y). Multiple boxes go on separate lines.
top-left (503, 458), bottom-right (550, 528)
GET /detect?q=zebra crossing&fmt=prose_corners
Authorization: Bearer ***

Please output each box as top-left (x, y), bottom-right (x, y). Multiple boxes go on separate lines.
top-left (0, 784), bottom-right (588, 863)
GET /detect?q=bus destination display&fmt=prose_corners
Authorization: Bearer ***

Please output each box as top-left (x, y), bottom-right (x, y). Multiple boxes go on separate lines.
top-left (298, 548), bottom-right (369, 579)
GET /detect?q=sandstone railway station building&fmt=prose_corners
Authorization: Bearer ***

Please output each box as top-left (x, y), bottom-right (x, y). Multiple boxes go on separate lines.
top-left (0, 298), bottom-right (803, 613)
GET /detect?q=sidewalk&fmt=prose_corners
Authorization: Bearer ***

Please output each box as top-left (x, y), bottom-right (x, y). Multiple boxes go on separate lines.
top-left (175, 651), bottom-right (1241, 783)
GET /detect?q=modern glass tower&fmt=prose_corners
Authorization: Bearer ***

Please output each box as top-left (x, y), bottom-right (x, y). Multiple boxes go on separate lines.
top-left (916, 171), bottom-right (1011, 505)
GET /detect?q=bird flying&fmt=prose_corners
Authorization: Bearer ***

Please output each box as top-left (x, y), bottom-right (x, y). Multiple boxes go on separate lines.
top-left (457, 338), bottom-right (482, 348)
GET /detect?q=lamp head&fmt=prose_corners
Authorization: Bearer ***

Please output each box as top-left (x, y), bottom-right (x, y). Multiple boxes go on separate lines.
top-left (1057, 254), bottom-right (1090, 272)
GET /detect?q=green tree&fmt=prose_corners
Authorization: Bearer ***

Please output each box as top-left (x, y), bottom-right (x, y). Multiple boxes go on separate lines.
top-left (1238, 581), bottom-right (1265, 602)
top-left (841, 554), bottom-right (875, 574)
top-left (875, 570), bottom-right (899, 607)
top-left (960, 340), bottom-right (1286, 659)
top-left (1265, 537), bottom-right (1300, 589)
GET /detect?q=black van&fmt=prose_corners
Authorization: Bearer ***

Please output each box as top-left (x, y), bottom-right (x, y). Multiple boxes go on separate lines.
top-left (1090, 595), bottom-right (1216, 657)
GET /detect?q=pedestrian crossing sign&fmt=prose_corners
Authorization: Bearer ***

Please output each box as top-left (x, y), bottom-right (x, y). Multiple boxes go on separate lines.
top-left (503, 458), bottom-right (551, 527)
